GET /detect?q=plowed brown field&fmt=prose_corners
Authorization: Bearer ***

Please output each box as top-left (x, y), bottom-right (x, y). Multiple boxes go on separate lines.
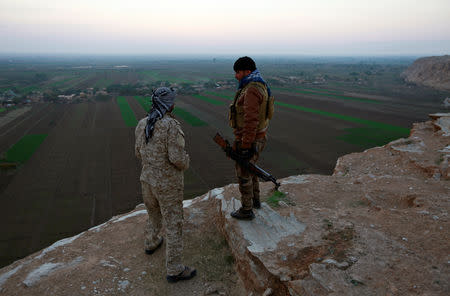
top-left (0, 87), bottom-right (445, 268)
top-left (0, 99), bottom-right (141, 267)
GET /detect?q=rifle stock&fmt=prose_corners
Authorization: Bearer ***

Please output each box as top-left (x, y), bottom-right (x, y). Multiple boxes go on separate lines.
top-left (213, 132), bottom-right (281, 189)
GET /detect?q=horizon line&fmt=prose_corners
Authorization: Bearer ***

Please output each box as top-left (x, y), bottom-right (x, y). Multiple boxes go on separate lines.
top-left (0, 52), bottom-right (439, 58)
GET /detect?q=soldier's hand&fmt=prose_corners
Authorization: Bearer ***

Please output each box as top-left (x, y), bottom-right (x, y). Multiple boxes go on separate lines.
top-left (237, 147), bottom-right (255, 160)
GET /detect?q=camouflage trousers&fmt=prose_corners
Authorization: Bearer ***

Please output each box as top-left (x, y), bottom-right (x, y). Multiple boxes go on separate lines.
top-left (235, 137), bottom-right (266, 211)
top-left (141, 181), bottom-right (185, 276)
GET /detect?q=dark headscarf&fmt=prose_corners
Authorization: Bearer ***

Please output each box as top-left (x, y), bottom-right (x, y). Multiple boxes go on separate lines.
top-left (145, 87), bottom-right (176, 143)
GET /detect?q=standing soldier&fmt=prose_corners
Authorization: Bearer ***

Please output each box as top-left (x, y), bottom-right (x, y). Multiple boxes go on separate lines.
top-left (135, 87), bottom-right (196, 283)
top-left (229, 56), bottom-right (273, 220)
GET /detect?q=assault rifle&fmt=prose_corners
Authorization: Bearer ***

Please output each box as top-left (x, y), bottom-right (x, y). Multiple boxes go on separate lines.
top-left (213, 133), bottom-right (281, 190)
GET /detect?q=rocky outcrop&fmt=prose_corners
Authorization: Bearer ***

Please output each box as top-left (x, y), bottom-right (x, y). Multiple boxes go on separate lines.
top-left (212, 114), bottom-right (449, 296)
top-left (402, 55), bottom-right (450, 91)
top-left (0, 113), bottom-right (449, 295)
top-left (0, 201), bottom-right (246, 295)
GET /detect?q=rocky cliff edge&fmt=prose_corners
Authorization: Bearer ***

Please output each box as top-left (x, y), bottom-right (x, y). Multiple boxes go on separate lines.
top-left (402, 55), bottom-right (450, 91)
top-left (0, 113), bottom-right (449, 296)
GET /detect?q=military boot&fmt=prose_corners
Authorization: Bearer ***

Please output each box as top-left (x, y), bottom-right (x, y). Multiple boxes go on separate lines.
top-left (166, 266), bottom-right (197, 283)
top-left (145, 237), bottom-right (163, 255)
top-left (231, 207), bottom-right (255, 220)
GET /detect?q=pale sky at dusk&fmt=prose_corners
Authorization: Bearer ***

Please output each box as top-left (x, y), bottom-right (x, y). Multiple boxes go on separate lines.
top-left (1, 0), bottom-right (449, 55)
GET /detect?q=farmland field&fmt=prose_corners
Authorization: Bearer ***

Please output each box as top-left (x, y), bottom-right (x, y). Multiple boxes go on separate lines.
top-left (173, 107), bottom-right (208, 127)
top-left (1, 134), bottom-right (47, 163)
top-left (117, 96), bottom-right (138, 126)
top-left (0, 56), bottom-right (448, 268)
top-left (134, 95), bottom-right (151, 111)
top-left (193, 94), bottom-right (226, 105)
top-left (273, 87), bottom-right (381, 104)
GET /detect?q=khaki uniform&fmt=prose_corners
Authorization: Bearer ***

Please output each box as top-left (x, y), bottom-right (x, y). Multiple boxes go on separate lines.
top-left (229, 82), bottom-right (270, 210)
top-left (135, 113), bottom-right (189, 275)
top-left (234, 138), bottom-right (266, 210)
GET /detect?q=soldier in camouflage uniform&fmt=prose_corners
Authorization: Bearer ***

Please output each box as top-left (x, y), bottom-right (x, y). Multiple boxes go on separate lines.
top-left (228, 57), bottom-right (272, 220)
top-left (135, 87), bottom-right (196, 283)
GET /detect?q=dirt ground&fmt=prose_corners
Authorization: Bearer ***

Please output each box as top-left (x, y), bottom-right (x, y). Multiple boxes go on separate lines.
top-left (0, 104), bottom-right (56, 153)
top-left (0, 202), bottom-right (246, 296)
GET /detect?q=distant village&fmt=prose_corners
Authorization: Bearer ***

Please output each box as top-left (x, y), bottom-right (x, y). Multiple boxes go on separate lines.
top-left (0, 73), bottom-right (332, 110)
top-left (0, 87), bottom-right (111, 109)
top-left (0, 78), bottom-right (239, 110)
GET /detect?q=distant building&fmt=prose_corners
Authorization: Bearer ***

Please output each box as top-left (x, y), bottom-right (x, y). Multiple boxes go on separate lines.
top-left (137, 86), bottom-right (150, 93)
top-left (215, 80), bottom-right (235, 89)
top-left (27, 91), bottom-right (43, 102)
top-left (86, 88), bottom-right (94, 97)
top-left (192, 84), bottom-right (205, 92)
top-left (95, 90), bottom-right (108, 96)
top-left (3, 99), bottom-right (15, 107)
top-left (58, 94), bottom-right (75, 101)
top-left (3, 90), bottom-right (17, 99)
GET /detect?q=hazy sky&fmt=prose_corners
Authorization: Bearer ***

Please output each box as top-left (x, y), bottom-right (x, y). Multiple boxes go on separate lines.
top-left (1, 0), bottom-right (449, 56)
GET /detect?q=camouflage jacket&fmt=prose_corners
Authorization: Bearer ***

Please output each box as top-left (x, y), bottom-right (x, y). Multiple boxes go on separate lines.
top-left (135, 113), bottom-right (189, 187)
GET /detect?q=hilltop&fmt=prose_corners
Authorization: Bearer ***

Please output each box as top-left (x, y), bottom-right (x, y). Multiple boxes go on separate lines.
top-left (0, 113), bottom-right (448, 295)
top-left (402, 55), bottom-right (450, 91)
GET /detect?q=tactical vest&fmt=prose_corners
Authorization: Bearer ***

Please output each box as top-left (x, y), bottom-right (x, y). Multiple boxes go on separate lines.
top-left (229, 82), bottom-right (274, 130)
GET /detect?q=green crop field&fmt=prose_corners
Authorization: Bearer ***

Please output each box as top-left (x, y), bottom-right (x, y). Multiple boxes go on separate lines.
top-left (318, 92), bottom-right (379, 104)
top-left (59, 76), bottom-right (87, 90)
top-left (140, 70), bottom-right (160, 81)
top-left (117, 96), bottom-right (138, 127)
top-left (133, 96), bottom-right (207, 126)
top-left (273, 87), bottom-right (379, 104)
top-left (50, 77), bottom-right (76, 88)
top-left (140, 70), bottom-right (193, 84)
top-left (134, 96), bottom-right (152, 112)
top-left (94, 78), bottom-right (112, 89)
top-left (296, 86), bottom-right (342, 95)
top-left (20, 85), bottom-right (41, 94)
top-left (173, 107), bottom-right (207, 126)
top-left (1, 134), bottom-right (48, 164)
top-left (204, 91), bottom-right (234, 100)
top-left (193, 94), bottom-right (225, 105)
top-left (275, 101), bottom-right (409, 147)
top-left (338, 127), bottom-right (408, 148)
